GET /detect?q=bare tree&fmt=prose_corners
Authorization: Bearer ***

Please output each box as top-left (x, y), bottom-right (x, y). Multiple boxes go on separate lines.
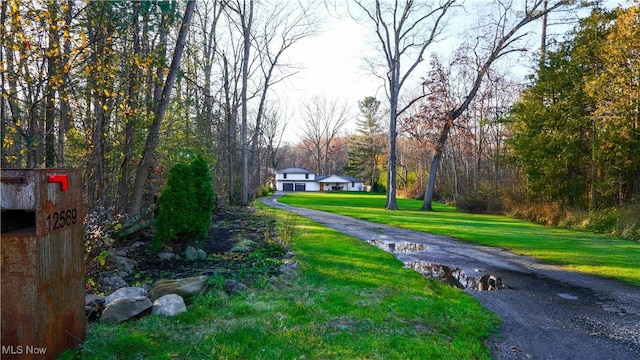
top-left (248, 1), bottom-right (318, 195)
top-left (128, 0), bottom-right (196, 216)
top-left (421, 0), bottom-right (574, 211)
top-left (353, 0), bottom-right (457, 210)
top-left (298, 96), bottom-right (350, 175)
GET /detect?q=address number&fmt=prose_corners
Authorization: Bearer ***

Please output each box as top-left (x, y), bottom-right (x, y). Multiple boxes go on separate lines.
top-left (47, 208), bottom-right (78, 230)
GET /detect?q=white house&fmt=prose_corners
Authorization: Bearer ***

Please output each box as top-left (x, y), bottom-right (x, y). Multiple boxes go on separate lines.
top-left (275, 167), bottom-right (365, 192)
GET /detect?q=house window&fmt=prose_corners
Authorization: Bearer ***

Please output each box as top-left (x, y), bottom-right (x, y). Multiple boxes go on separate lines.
top-left (283, 173), bottom-right (287, 179)
top-left (352, 182), bottom-right (355, 187)
top-left (305, 174), bottom-right (309, 179)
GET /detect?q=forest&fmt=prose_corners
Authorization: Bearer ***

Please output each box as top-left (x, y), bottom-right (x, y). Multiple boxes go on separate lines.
top-left (1, 0), bottom-right (638, 240)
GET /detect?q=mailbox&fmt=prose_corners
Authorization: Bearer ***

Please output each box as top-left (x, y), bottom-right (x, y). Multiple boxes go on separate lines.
top-left (1, 169), bottom-right (86, 359)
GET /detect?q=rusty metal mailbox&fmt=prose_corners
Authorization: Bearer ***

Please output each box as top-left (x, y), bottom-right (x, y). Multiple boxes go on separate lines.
top-left (1, 168), bottom-right (85, 359)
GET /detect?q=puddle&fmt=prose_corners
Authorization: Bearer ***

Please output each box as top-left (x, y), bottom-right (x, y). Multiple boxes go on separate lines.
top-left (406, 261), bottom-right (478, 289)
top-left (368, 239), bottom-right (428, 253)
top-left (367, 239), bottom-right (505, 291)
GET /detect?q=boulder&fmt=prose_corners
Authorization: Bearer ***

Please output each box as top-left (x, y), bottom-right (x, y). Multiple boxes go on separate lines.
top-left (197, 248), bottom-right (207, 260)
top-left (100, 296), bottom-right (152, 323)
top-left (113, 255), bottom-right (137, 275)
top-left (185, 246), bottom-right (199, 260)
top-left (85, 295), bottom-right (106, 322)
top-left (148, 276), bottom-right (208, 301)
top-left (152, 294), bottom-right (187, 316)
top-left (225, 279), bottom-right (248, 294)
top-left (104, 286), bottom-right (148, 306)
top-left (157, 251), bottom-right (175, 260)
top-left (280, 259), bottom-right (299, 275)
top-left (101, 272), bottom-right (128, 291)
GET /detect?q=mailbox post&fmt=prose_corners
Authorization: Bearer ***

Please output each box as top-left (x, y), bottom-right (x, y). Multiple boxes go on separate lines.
top-left (1, 169), bottom-right (86, 359)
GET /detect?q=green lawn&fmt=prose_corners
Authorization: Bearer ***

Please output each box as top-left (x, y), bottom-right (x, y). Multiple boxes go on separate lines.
top-left (278, 192), bottom-right (640, 286)
top-left (62, 207), bottom-right (498, 359)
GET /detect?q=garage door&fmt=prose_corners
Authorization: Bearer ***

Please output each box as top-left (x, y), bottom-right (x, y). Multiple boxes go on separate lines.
top-left (294, 183), bottom-right (306, 191)
top-left (283, 183), bottom-right (293, 191)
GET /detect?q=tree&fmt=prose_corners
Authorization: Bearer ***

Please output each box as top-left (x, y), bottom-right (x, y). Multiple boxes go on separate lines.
top-left (510, 6), bottom-right (640, 208)
top-left (354, 0), bottom-right (456, 209)
top-left (129, 0), bottom-right (196, 216)
top-left (420, 0), bottom-right (574, 211)
top-left (298, 96), bottom-right (350, 175)
top-left (345, 96), bottom-right (386, 191)
top-left (154, 156), bottom-right (215, 251)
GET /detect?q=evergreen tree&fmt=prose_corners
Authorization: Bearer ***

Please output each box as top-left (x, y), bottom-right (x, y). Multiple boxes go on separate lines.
top-left (509, 7), bottom-right (639, 208)
top-left (344, 97), bottom-right (386, 192)
top-left (154, 156), bottom-right (216, 250)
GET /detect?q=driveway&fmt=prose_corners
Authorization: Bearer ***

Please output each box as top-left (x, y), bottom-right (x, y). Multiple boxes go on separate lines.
top-left (262, 196), bottom-right (640, 359)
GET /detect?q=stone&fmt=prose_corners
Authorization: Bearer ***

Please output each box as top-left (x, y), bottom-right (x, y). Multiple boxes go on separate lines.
top-left (280, 259), bottom-right (299, 275)
top-left (102, 272), bottom-right (128, 290)
top-left (148, 275), bottom-right (208, 301)
top-left (113, 255), bottom-right (138, 275)
top-left (101, 296), bottom-right (152, 323)
top-left (284, 251), bottom-right (295, 259)
top-left (152, 294), bottom-right (187, 316)
top-left (197, 248), bottom-right (207, 260)
top-left (225, 279), bottom-right (248, 294)
top-left (85, 295), bottom-right (106, 322)
top-left (185, 246), bottom-right (199, 260)
top-left (104, 286), bottom-right (148, 306)
top-left (157, 251), bottom-right (175, 260)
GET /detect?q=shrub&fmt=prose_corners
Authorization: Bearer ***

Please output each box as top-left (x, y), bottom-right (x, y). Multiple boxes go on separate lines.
top-left (457, 189), bottom-right (505, 215)
top-left (154, 156), bottom-right (216, 251)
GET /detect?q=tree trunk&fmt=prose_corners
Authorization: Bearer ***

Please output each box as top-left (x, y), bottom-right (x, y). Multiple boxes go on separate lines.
top-left (423, 114), bottom-right (453, 211)
top-left (241, 0), bottom-right (253, 206)
top-left (128, 0), bottom-right (195, 216)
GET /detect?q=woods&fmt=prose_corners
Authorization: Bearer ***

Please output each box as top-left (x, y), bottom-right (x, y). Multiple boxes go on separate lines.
top-left (1, 1), bottom-right (638, 239)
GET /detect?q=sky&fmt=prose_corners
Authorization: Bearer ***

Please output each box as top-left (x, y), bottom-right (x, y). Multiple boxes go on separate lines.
top-left (275, 16), bottom-right (382, 143)
top-left (272, 0), bottom-right (631, 144)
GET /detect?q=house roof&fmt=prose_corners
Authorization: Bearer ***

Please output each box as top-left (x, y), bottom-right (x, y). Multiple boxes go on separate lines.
top-left (277, 167), bottom-right (313, 174)
top-left (318, 174), bottom-right (364, 183)
top-left (275, 168), bottom-right (364, 183)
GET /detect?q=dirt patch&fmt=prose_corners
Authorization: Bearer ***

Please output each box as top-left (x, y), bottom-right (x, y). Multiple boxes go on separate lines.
top-left (86, 206), bottom-right (282, 294)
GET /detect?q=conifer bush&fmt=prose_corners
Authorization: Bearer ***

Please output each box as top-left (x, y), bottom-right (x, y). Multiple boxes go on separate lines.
top-left (153, 156), bottom-right (216, 251)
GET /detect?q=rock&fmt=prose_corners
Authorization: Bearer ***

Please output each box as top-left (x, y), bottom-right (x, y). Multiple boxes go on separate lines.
top-left (115, 248), bottom-right (129, 256)
top-left (157, 251), bottom-right (175, 260)
top-left (104, 286), bottom-right (148, 306)
top-left (197, 248), bottom-right (207, 260)
top-left (100, 296), bottom-right (152, 323)
top-left (85, 295), bottom-right (106, 322)
top-left (225, 279), bottom-right (248, 294)
top-left (280, 259), bottom-right (299, 275)
top-left (113, 255), bottom-right (137, 275)
top-left (101, 272), bottom-right (128, 290)
top-left (185, 246), bottom-right (199, 260)
top-left (284, 251), bottom-right (295, 259)
top-left (148, 276), bottom-right (208, 301)
top-left (152, 294), bottom-right (187, 316)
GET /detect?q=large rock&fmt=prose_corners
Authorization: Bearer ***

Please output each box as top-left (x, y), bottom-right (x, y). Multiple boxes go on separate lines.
top-left (100, 296), bottom-right (152, 323)
top-left (152, 294), bottom-right (187, 316)
top-left (147, 276), bottom-right (208, 301)
top-left (101, 272), bottom-right (128, 291)
top-left (104, 286), bottom-right (148, 306)
top-left (113, 255), bottom-right (137, 275)
top-left (185, 246), bottom-right (199, 260)
top-left (225, 279), bottom-right (248, 294)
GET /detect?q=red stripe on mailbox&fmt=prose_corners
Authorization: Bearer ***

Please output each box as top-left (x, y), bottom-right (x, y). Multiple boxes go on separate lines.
top-left (48, 174), bottom-right (69, 191)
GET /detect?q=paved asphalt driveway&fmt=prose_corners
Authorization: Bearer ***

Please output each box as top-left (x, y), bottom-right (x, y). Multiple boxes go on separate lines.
top-left (263, 196), bottom-right (640, 359)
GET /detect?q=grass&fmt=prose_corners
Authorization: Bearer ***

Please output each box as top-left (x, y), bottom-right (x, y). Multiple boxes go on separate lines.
top-left (278, 192), bottom-right (640, 286)
top-left (61, 206), bottom-right (498, 359)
